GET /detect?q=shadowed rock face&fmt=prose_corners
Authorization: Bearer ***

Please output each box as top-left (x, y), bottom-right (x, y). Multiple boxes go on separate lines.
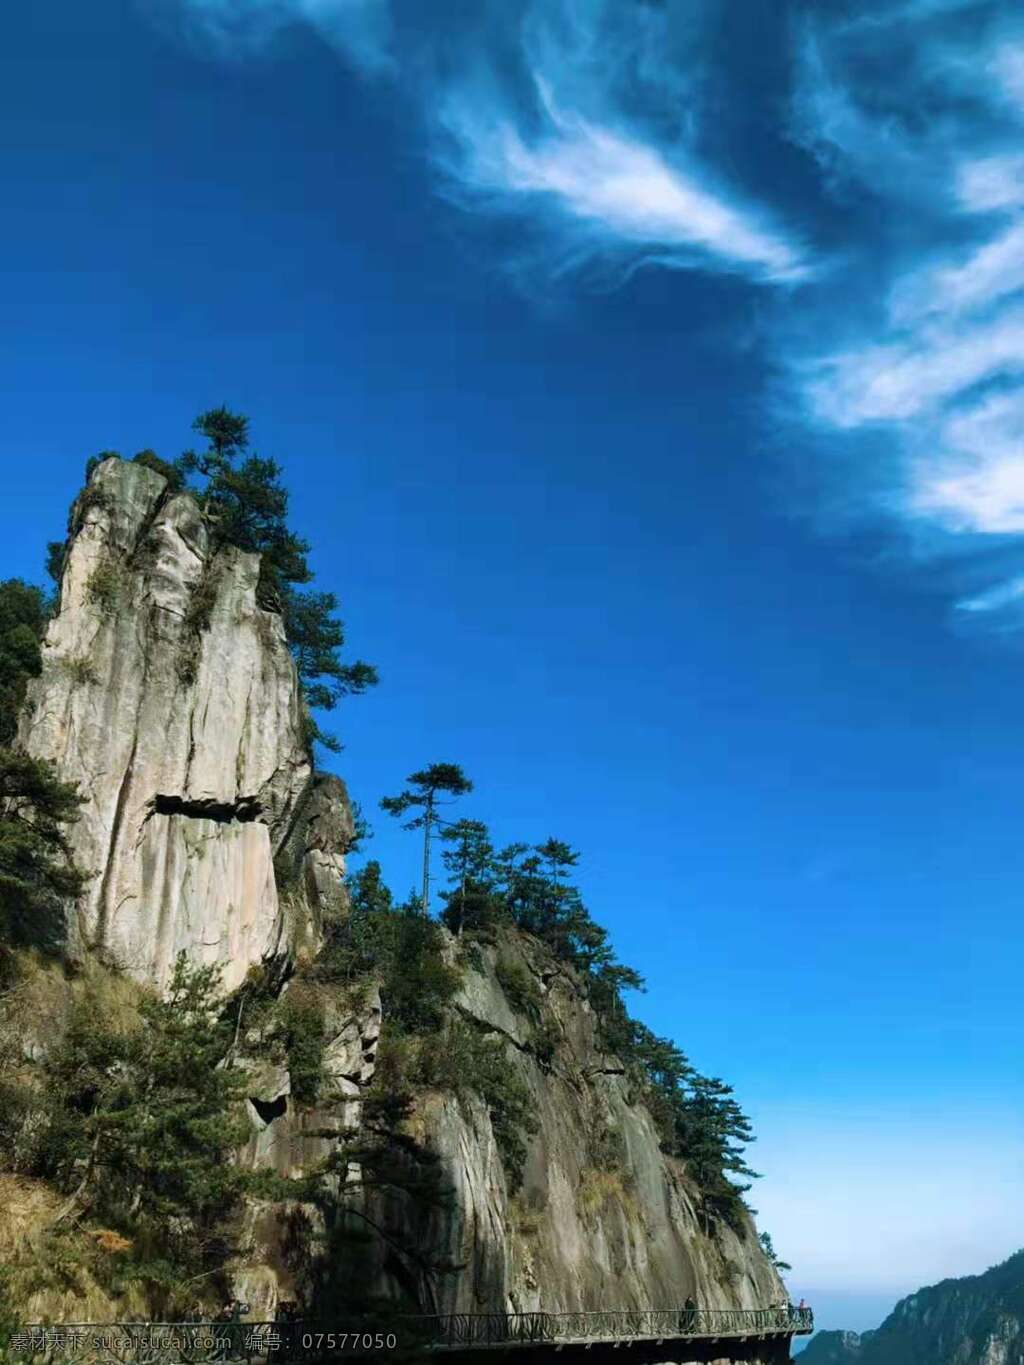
top-left (18, 457), bottom-right (352, 990)
top-left (313, 931), bottom-right (787, 1325)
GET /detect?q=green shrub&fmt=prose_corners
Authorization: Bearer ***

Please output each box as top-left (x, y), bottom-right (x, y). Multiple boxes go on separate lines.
top-left (184, 570), bottom-right (218, 636)
top-left (132, 451), bottom-right (183, 489)
top-left (33, 954), bottom-right (257, 1308)
top-left (495, 953), bottom-right (542, 1019)
top-left (318, 869), bottom-right (460, 1033)
top-left (86, 558), bottom-right (127, 616)
top-left (176, 570), bottom-right (219, 685)
top-left (346, 800), bottom-right (371, 855)
top-left (0, 579), bottom-right (48, 745)
top-left (720, 1259), bottom-right (741, 1288)
top-left (419, 1018), bottom-right (537, 1190)
top-left (460, 940), bottom-right (488, 974)
top-left (45, 541), bottom-right (67, 588)
top-left (66, 656), bottom-right (97, 686)
top-left (528, 1018), bottom-right (558, 1070)
top-left (0, 1076), bottom-right (52, 1174)
top-left (576, 1125), bottom-right (635, 1224)
top-left (577, 1166), bottom-right (631, 1222)
top-left (278, 989), bottom-right (327, 1107)
top-left (508, 1192), bottom-right (544, 1238)
top-left (71, 484), bottom-right (111, 535)
top-left (588, 1123), bottom-right (627, 1173)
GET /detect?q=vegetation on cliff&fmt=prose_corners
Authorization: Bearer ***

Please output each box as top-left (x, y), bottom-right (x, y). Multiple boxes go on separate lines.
top-left (177, 408), bottom-right (378, 752)
top-left (0, 954), bottom-right (281, 1316)
top-left (0, 580), bottom-right (86, 948)
top-left (0, 423), bottom-right (777, 1321)
top-left (45, 411), bottom-right (379, 754)
top-left (378, 765), bottom-right (759, 1231)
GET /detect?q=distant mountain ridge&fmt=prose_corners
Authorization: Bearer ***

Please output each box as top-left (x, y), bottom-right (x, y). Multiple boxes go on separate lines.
top-left (798, 1331), bottom-right (875, 1362)
top-left (799, 1251), bottom-right (1024, 1364)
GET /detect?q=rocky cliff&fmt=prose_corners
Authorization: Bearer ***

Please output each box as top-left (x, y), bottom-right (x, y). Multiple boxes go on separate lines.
top-left (371, 929), bottom-right (783, 1317)
top-left (799, 1254), bottom-right (1024, 1365)
top-left (230, 925), bottom-right (787, 1355)
top-left (797, 1332), bottom-right (873, 1363)
top-left (8, 458), bottom-right (788, 1356)
top-left (19, 457), bottom-right (351, 990)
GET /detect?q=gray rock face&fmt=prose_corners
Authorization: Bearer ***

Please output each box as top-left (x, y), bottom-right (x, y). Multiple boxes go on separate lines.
top-left (338, 931), bottom-right (786, 1322)
top-left (232, 982), bottom-right (383, 1319)
top-left (19, 458), bottom-right (351, 990)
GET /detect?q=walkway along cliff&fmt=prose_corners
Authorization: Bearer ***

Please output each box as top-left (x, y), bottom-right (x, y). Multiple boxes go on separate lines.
top-left (1, 455), bottom-right (795, 1363)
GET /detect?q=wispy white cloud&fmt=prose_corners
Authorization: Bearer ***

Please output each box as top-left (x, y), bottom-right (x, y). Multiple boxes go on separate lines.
top-left (787, 5), bottom-right (1024, 620)
top-left (913, 391), bottom-right (1024, 534)
top-left (807, 310), bottom-right (1024, 427)
top-left (956, 154), bottom-right (1024, 212)
top-left (439, 85), bottom-right (808, 284)
top-left (164, 0), bottom-right (1024, 627)
top-left (991, 40), bottom-right (1024, 113)
top-left (166, 0), bottom-right (393, 70)
top-left (164, 0), bottom-right (808, 287)
top-left (958, 575), bottom-right (1024, 612)
top-left (891, 225), bottom-right (1024, 321)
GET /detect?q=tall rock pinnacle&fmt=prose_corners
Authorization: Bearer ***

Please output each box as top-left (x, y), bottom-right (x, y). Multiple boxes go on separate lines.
top-left (19, 456), bottom-right (352, 989)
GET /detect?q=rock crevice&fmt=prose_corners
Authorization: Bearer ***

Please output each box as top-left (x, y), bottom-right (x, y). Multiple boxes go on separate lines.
top-left (149, 793), bottom-right (264, 824)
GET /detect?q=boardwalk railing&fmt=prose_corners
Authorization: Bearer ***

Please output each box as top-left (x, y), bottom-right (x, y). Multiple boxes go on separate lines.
top-left (404, 1307), bottom-right (814, 1345)
top-left (12, 1308), bottom-right (814, 1360)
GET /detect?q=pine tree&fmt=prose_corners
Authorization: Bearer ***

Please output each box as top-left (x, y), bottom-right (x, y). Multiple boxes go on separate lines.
top-left (177, 409), bottom-right (378, 751)
top-left (43, 954), bottom-right (253, 1300)
top-left (759, 1231), bottom-right (792, 1273)
top-left (0, 750), bottom-right (86, 946)
top-left (439, 819), bottom-right (495, 935)
top-left (0, 579), bottom-right (86, 947)
top-left (0, 579), bottom-right (48, 746)
top-left (379, 763), bottom-right (473, 915)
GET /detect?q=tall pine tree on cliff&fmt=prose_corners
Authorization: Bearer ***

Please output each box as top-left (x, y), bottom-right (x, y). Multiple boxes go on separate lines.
top-left (177, 407), bottom-right (378, 751)
top-left (380, 762), bottom-right (474, 915)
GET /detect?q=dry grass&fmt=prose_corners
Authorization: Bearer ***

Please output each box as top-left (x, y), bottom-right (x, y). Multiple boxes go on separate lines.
top-left (576, 1167), bottom-right (640, 1225)
top-left (0, 1175), bottom-right (147, 1324)
top-left (0, 1174), bottom-right (64, 1257)
top-left (0, 957), bottom-right (152, 1322)
top-left (0, 951), bottom-right (144, 1056)
top-left (508, 1193), bottom-right (544, 1238)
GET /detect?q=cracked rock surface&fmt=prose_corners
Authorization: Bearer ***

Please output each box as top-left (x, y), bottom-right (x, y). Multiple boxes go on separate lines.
top-left (19, 457), bottom-right (351, 989)
top-left (355, 930), bottom-right (786, 1320)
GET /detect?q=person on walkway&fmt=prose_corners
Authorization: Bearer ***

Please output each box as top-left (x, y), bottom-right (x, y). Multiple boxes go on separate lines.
top-left (680, 1296), bottom-right (697, 1333)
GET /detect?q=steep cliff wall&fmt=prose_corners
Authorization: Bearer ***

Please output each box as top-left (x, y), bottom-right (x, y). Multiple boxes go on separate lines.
top-left (316, 928), bottom-right (785, 1322)
top-left (19, 457), bottom-right (351, 989)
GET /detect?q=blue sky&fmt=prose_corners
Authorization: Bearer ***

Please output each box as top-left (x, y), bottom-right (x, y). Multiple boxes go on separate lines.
top-left (2, 0), bottom-right (1024, 1335)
